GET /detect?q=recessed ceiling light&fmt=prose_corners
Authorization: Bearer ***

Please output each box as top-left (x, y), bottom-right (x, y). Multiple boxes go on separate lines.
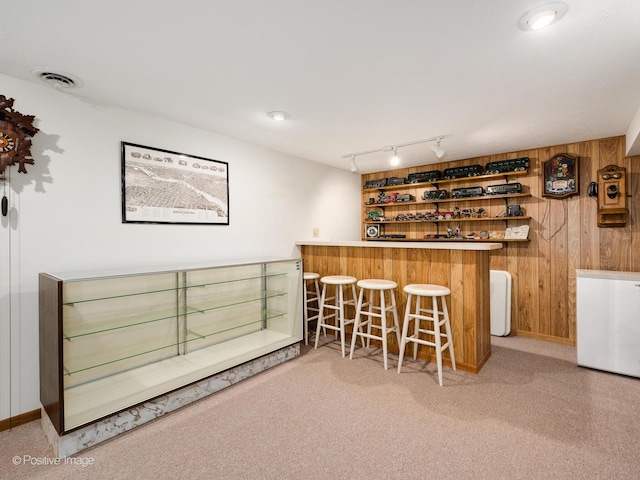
top-left (267, 111), bottom-right (290, 121)
top-left (518, 2), bottom-right (568, 31)
top-left (31, 67), bottom-right (83, 89)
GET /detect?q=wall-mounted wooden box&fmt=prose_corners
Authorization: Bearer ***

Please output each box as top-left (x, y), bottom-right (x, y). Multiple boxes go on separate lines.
top-left (597, 165), bottom-right (628, 228)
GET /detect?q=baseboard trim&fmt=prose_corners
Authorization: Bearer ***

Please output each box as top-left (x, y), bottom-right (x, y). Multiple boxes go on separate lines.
top-left (0, 408), bottom-right (41, 432)
top-left (516, 330), bottom-right (576, 346)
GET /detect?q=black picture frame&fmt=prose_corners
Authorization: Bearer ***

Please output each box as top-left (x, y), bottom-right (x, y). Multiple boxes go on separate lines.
top-left (121, 142), bottom-right (229, 225)
top-left (542, 153), bottom-right (579, 199)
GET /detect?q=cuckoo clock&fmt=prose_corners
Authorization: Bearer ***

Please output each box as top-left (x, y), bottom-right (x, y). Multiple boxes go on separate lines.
top-left (0, 95), bottom-right (39, 216)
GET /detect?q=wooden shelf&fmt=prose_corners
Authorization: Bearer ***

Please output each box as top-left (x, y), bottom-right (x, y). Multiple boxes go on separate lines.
top-left (363, 170), bottom-right (528, 193)
top-left (366, 237), bottom-right (530, 243)
top-left (364, 216), bottom-right (530, 224)
top-left (362, 168), bottom-right (532, 245)
top-left (364, 192), bottom-right (531, 208)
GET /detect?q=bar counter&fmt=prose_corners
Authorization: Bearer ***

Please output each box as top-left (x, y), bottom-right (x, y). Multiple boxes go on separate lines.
top-left (296, 240), bottom-right (503, 373)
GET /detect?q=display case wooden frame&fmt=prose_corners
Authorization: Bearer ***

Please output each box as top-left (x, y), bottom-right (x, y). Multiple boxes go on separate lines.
top-left (39, 258), bottom-right (303, 434)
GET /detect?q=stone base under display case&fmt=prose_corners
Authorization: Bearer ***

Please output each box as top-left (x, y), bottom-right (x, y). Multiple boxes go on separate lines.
top-left (41, 343), bottom-right (300, 458)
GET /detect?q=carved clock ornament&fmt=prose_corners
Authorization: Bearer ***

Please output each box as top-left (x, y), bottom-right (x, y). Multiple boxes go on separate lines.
top-left (0, 95), bottom-right (39, 175)
top-left (0, 95), bottom-right (39, 216)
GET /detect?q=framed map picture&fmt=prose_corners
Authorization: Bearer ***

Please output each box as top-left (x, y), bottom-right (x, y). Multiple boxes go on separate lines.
top-left (542, 153), bottom-right (579, 199)
top-left (121, 142), bottom-right (229, 225)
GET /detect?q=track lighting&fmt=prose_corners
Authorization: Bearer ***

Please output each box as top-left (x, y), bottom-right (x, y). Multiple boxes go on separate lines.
top-left (390, 148), bottom-right (400, 166)
top-left (431, 137), bottom-right (446, 159)
top-left (342, 135), bottom-right (446, 171)
top-left (349, 156), bottom-right (358, 173)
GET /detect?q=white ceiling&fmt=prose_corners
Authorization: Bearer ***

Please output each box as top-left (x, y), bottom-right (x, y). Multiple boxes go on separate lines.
top-left (1, 1), bottom-right (640, 174)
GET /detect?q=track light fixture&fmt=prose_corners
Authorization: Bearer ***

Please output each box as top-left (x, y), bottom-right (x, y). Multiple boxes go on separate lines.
top-left (349, 155), bottom-right (358, 173)
top-left (342, 135), bottom-right (446, 170)
top-left (431, 137), bottom-right (446, 159)
top-left (390, 148), bottom-right (400, 166)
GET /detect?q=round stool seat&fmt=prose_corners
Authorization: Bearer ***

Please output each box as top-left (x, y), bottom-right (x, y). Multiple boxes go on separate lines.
top-left (404, 284), bottom-right (451, 297)
top-left (350, 278), bottom-right (400, 369)
top-left (321, 275), bottom-right (357, 285)
top-left (357, 279), bottom-right (398, 290)
top-left (304, 272), bottom-right (320, 280)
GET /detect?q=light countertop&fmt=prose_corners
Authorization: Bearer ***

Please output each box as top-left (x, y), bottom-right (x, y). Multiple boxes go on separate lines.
top-left (296, 240), bottom-right (502, 251)
top-left (576, 269), bottom-right (640, 281)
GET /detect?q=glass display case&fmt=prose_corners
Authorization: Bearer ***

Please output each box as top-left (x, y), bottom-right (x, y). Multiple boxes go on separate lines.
top-left (39, 258), bottom-right (303, 433)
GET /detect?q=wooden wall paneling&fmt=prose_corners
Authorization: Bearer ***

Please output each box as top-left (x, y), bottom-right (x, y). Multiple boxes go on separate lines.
top-left (370, 247), bottom-right (384, 279)
top-left (630, 155), bottom-right (640, 272)
top-left (326, 245), bottom-right (340, 276)
top-left (513, 149), bottom-right (538, 334)
top-left (339, 246), bottom-right (349, 275)
top-left (618, 141), bottom-right (634, 268)
top-left (449, 249), bottom-right (465, 365)
top-left (536, 147), bottom-right (552, 337)
top-left (579, 141), bottom-right (600, 270)
top-left (461, 250), bottom-right (491, 371)
top-left (388, 248), bottom-right (407, 350)
top-left (405, 248), bottom-right (423, 285)
top-left (505, 242), bottom-right (519, 330)
top-left (477, 251), bottom-right (492, 368)
top-left (618, 139), bottom-right (634, 269)
top-left (393, 247), bottom-right (408, 295)
top-left (548, 145), bottom-right (570, 339)
top-left (417, 249), bottom-right (449, 360)
top-left (361, 246), bottom-right (373, 281)
top-left (521, 149), bottom-right (539, 334)
top-left (429, 249), bottom-right (450, 288)
top-left (310, 245), bottom-right (322, 275)
top-left (403, 248), bottom-right (427, 357)
top-left (565, 142), bottom-right (582, 341)
top-left (349, 247), bottom-right (365, 325)
top-left (301, 247), bottom-right (313, 275)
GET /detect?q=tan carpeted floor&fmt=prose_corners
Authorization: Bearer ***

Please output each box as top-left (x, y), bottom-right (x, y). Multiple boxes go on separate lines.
top-left (1, 335), bottom-right (639, 479)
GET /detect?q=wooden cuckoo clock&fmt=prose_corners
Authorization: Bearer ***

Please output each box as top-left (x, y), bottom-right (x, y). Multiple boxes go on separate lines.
top-left (0, 95), bottom-right (39, 175)
top-left (0, 95), bottom-right (39, 216)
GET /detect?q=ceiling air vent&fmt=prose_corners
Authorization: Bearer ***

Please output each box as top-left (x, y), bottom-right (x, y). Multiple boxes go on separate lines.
top-left (31, 68), bottom-right (83, 89)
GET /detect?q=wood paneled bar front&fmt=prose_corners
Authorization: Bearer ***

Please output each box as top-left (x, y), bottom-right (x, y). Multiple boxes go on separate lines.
top-left (296, 240), bottom-right (502, 373)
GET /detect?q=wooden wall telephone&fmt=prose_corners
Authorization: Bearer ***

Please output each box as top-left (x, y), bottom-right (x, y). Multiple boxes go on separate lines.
top-left (596, 164), bottom-right (628, 227)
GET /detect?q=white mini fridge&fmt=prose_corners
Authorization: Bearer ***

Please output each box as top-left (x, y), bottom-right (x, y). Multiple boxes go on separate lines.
top-left (576, 269), bottom-right (640, 378)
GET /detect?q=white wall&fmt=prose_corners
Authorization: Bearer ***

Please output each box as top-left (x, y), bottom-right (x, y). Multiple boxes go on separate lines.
top-left (0, 74), bottom-right (361, 420)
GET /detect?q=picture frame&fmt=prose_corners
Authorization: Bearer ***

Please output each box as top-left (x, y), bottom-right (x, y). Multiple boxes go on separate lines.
top-left (121, 142), bottom-right (229, 225)
top-left (542, 153), bottom-right (579, 199)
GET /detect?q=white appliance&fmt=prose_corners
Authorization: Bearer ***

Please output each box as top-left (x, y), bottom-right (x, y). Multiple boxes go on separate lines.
top-left (490, 270), bottom-right (511, 336)
top-left (576, 269), bottom-right (640, 378)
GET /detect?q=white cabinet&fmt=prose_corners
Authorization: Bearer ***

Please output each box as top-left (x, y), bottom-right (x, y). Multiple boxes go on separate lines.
top-left (576, 269), bottom-right (640, 378)
top-left (40, 258), bottom-right (303, 433)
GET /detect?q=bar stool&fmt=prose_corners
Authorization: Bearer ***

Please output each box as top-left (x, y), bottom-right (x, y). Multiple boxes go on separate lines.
top-left (303, 272), bottom-right (322, 345)
top-left (397, 284), bottom-right (456, 386)
top-left (314, 275), bottom-right (362, 357)
top-left (349, 279), bottom-right (401, 369)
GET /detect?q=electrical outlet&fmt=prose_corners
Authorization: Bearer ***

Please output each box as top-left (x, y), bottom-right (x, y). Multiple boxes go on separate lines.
top-left (312, 227), bottom-right (320, 238)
